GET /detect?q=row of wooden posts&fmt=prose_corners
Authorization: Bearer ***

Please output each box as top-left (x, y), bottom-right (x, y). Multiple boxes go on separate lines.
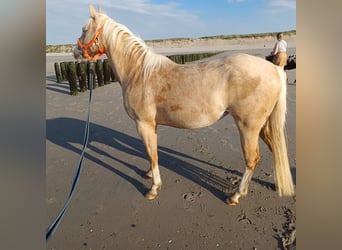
top-left (54, 52), bottom-right (221, 95)
top-left (167, 52), bottom-right (220, 64)
top-left (54, 59), bottom-right (117, 96)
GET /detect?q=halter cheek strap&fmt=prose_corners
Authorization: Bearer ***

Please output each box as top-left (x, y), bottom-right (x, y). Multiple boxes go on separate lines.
top-left (77, 18), bottom-right (108, 61)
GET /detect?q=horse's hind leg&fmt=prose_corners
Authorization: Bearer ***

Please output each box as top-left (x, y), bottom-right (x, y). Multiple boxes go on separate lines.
top-left (136, 121), bottom-right (162, 200)
top-left (227, 123), bottom-right (261, 206)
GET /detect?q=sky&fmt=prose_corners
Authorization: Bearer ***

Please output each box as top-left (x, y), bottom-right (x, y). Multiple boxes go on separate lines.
top-left (46, 0), bottom-right (296, 45)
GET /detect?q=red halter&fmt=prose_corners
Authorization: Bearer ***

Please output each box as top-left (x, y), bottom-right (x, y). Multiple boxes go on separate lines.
top-left (77, 18), bottom-right (107, 61)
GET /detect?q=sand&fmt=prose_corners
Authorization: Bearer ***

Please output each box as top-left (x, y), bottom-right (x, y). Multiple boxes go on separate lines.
top-left (46, 40), bottom-right (296, 249)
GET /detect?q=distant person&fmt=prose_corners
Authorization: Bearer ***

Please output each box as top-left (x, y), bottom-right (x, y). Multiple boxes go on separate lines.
top-left (272, 32), bottom-right (287, 69)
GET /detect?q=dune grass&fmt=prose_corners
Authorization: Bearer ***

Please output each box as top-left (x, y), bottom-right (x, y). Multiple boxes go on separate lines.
top-left (147, 30), bottom-right (296, 43)
top-left (46, 30), bottom-right (296, 53)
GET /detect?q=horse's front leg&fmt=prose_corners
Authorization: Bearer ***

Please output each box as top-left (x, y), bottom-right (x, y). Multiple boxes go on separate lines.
top-left (136, 120), bottom-right (162, 200)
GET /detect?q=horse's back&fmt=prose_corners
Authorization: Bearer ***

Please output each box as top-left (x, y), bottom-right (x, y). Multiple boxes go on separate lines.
top-left (225, 53), bottom-right (281, 76)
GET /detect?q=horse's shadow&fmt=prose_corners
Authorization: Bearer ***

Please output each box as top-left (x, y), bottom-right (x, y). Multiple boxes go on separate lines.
top-left (46, 117), bottom-right (277, 203)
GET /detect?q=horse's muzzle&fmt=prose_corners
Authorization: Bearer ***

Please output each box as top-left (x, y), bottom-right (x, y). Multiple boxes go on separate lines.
top-left (73, 46), bottom-right (84, 60)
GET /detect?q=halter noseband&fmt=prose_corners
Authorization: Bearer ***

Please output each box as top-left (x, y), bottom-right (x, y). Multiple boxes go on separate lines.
top-left (77, 18), bottom-right (107, 61)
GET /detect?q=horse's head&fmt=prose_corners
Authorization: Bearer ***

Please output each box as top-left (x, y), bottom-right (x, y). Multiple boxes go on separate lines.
top-left (73, 5), bottom-right (107, 61)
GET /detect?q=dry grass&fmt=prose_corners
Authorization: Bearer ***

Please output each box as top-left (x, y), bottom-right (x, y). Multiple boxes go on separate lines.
top-left (46, 30), bottom-right (296, 53)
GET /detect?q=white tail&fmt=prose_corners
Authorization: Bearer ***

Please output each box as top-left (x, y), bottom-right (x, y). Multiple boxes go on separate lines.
top-left (263, 69), bottom-right (294, 196)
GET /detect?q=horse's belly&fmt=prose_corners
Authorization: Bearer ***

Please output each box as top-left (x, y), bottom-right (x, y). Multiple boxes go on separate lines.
top-left (156, 108), bottom-right (226, 129)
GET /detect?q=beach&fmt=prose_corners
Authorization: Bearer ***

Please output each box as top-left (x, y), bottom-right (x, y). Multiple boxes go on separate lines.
top-left (46, 38), bottom-right (296, 249)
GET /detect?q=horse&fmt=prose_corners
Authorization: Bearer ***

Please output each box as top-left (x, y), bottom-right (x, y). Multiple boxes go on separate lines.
top-left (265, 54), bottom-right (296, 70)
top-left (284, 55), bottom-right (296, 70)
top-left (74, 5), bottom-right (294, 205)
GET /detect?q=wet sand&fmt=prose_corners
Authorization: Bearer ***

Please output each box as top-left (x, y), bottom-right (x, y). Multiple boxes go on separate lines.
top-left (46, 44), bottom-right (296, 249)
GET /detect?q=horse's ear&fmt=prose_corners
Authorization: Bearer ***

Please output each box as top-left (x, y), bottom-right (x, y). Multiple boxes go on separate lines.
top-left (89, 4), bottom-right (97, 18)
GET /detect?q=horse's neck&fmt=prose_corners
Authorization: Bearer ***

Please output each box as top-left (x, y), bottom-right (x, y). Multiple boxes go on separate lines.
top-left (102, 22), bottom-right (151, 85)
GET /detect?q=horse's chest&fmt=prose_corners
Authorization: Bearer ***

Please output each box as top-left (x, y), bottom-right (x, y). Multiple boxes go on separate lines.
top-left (121, 87), bottom-right (150, 120)
top-left (122, 93), bottom-right (138, 119)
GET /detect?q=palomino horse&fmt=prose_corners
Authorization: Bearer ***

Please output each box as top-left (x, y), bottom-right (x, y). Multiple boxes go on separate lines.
top-left (74, 5), bottom-right (294, 205)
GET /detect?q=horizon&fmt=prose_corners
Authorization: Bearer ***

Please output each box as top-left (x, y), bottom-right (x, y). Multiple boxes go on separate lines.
top-left (46, 29), bottom-right (297, 46)
top-left (46, 0), bottom-right (296, 45)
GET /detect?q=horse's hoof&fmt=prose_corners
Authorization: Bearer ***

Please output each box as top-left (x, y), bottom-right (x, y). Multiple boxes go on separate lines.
top-left (145, 183), bottom-right (161, 200)
top-left (145, 191), bottom-right (157, 200)
top-left (226, 197), bottom-right (239, 206)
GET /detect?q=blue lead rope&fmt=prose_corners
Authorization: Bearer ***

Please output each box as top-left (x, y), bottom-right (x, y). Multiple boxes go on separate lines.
top-left (46, 60), bottom-right (95, 242)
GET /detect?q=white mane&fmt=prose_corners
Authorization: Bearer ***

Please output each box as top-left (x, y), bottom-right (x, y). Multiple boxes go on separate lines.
top-left (101, 16), bottom-right (171, 82)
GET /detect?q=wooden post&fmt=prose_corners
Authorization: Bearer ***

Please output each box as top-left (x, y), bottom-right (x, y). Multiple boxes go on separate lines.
top-left (60, 62), bottom-right (68, 81)
top-left (96, 59), bottom-right (104, 86)
top-left (87, 61), bottom-right (96, 89)
top-left (103, 59), bottom-right (111, 84)
top-left (67, 61), bottom-right (78, 95)
top-left (188, 54), bottom-right (193, 63)
top-left (54, 62), bottom-right (62, 83)
top-left (185, 54), bottom-right (190, 63)
top-left (110, 68), bottom-right (117, 82)
top-left (77, 61), bottom-right (88, 92)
